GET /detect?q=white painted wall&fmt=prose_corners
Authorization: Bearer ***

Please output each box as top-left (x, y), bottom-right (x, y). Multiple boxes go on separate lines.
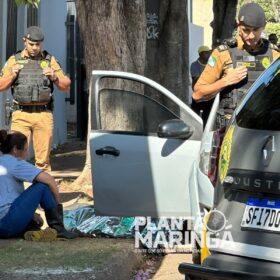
top-left (0, 0), bottom-right (9, 129)
top-left (39, 0), bottom-right (68, 146)
top-left (65, 1), bottom-right (77, 124)
top-left (188, 23), bottom-right (204, 105)
top-left (16, 5), bottom-right (27, 48)
top-left (186, 0), bottom-right (205, 105)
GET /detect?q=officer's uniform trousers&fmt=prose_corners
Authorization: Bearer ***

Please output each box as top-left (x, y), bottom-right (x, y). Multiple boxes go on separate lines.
top-left (11, 109), bottom-right (53, 171)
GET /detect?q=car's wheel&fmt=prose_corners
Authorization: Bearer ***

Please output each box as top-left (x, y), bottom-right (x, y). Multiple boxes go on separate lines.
top-left (185, 275), bottom-right (203, 280)
top-left (192, 239), bottom-right (201, 265)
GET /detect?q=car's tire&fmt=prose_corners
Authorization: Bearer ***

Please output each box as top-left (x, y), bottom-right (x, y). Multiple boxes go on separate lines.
top-left (192, 239), bottom-right (201, 265)
top-left (185, 275), bottom-right (203, 280)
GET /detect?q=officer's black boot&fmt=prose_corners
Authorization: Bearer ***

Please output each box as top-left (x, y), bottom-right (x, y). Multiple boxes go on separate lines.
top-left (45, 204), bottom-right (78, 239)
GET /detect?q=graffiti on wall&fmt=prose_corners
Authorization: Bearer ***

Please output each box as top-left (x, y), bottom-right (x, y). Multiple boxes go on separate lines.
top-left (147, 12), bottom-right (159, 40)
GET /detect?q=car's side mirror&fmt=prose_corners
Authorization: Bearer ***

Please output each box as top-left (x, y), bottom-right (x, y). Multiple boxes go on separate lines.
top-left (157, 119), bottom-right (193, 140)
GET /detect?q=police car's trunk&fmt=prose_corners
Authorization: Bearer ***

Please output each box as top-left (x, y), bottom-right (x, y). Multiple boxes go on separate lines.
top-left (207, 125), bottom-right (280, 269)
top-left (207, 58), bottom-right (280, 267)
top-left (194, 125), bottom-right (280, 279)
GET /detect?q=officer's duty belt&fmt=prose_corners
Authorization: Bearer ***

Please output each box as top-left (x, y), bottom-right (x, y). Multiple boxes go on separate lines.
top-left (17, 105), bottom-right (49, 113)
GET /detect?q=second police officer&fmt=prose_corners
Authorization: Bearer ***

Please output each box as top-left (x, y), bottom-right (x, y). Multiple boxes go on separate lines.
top-left (192, 3), bottom-right (280, 127)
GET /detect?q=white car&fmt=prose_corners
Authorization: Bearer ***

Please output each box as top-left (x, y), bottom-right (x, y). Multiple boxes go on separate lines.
top-left (89, 70), bottom-right (217, 229)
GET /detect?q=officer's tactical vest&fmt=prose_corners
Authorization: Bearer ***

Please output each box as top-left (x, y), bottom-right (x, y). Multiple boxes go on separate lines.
top-left (218, 39), bottom-right (274, 114)
top-left (12, 50), bottom-right (54, 104)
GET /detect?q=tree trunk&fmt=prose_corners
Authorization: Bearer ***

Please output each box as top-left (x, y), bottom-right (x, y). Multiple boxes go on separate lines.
top-left (73, 0), bottom-right (146, 196)
top-left (211, 0), bottom-right (238, 47)
top-left (145, 0), bottom-right (189, 103)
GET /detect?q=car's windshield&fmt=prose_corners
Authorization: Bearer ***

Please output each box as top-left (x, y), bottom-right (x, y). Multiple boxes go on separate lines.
top-left (236, 58), bottom-right (280, 131)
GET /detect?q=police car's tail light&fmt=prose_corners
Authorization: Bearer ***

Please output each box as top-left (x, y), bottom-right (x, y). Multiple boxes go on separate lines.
top-left (208, 127), bottom-right (226, 186)
top-left (199, 150), bottom-right (211, 176)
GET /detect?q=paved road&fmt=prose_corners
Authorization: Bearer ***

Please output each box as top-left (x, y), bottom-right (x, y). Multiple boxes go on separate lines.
top-left (153, 253), bottom-right (192, 279)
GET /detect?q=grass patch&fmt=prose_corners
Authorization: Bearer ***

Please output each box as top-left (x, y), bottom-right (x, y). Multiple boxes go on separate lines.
top-left (0, 238), bottom-right (133, 272)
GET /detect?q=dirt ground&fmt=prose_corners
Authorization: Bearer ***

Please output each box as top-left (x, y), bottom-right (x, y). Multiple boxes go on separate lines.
top-left (50, 139), bottom-right (87, 181)
top-left (153, 253), bottom-right (191, 280)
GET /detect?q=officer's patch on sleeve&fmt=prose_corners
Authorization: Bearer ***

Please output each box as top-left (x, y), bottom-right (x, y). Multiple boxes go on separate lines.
top-left (208, 56), bottom-right (217, 67)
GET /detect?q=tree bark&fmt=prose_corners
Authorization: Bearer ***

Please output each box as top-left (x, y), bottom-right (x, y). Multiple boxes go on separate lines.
top-left (76, 0), bottom-right (146, 80)
top-left (145, 0), bottom-right (189, 103)
top-left (211, 0), bottom-right (238, 47)
top-left (73, 0), bottom-right (146, 196)
top-left (73, 1), bottom-right (190, 195)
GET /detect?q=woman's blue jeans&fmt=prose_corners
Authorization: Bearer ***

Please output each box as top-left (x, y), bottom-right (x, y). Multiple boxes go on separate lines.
top-left (0, 182), bottom-right (57, 238)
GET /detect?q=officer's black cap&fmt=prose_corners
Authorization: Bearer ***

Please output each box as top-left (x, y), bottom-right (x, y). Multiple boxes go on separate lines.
top-left (238, 3), bottom-right (266, 28)
top-left (24, 26), bottom-right (44, 42)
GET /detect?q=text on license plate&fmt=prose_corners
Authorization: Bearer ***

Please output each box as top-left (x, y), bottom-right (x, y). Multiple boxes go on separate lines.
top-left (241, 197), bottom-right (280, 232)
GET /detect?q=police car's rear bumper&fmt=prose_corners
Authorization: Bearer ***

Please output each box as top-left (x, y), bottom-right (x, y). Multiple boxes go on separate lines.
top-left (178, 253), bottom-right (280, 280)
top-left (178, 263), bottom-right (280, 280)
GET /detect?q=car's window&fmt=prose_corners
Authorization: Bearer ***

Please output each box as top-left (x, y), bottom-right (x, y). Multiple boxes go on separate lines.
top-left (98, 86), bottom-right (179, 134)
top-left (236, 60), bottom-right (280, 131)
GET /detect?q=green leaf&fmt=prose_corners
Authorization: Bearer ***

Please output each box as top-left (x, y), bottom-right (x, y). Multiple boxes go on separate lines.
top-left (15, 0), bottom-right (24, 6)
top-left (14, 0), bottom-right (41, 8)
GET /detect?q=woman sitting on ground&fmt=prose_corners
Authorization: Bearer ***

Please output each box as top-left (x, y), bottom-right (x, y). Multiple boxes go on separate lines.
top-left (0, 129), bottom-right (78, 239)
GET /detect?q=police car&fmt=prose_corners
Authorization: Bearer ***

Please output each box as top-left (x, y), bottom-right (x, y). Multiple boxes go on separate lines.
top-left (178, 58), bottom-right (280, 279)
top-left (90, 57), bottom-right (280, 279)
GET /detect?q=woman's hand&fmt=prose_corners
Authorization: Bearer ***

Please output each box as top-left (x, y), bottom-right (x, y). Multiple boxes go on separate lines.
top-left (35, 172), bottom-right (60, 203)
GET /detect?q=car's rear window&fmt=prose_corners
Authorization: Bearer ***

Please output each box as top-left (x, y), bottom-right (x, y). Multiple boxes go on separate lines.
top-left (236, 60), bottom-right (280, 131)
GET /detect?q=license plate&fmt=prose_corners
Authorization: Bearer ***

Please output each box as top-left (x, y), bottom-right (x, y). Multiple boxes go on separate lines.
top-left (241, 198), bottom-right (280, 232)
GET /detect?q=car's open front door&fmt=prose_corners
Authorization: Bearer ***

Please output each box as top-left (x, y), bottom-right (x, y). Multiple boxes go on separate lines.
top-left (90, 71), bottom-right (203, 218)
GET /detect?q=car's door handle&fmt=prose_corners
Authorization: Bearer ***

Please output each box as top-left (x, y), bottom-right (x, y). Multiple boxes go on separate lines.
top-left (95, 146), bottom-right (120, 157)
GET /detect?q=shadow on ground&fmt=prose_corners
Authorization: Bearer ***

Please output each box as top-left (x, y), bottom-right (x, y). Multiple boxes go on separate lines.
top-left (50, 139), bottom-right (86, 180)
